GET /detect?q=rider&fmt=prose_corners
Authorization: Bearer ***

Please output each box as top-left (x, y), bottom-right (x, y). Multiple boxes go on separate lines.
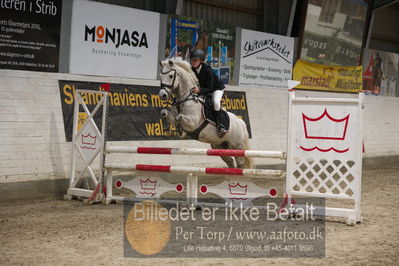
top-left (190, 49), bottom-right (227, 137)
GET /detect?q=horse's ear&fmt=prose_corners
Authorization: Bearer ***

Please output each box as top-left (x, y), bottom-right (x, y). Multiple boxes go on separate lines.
top-left (168, 60), bottom-right (174, 67)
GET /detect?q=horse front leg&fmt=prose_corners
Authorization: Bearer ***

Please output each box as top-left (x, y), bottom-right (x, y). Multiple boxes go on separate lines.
top-left (161, 108), bottom-right (190, 138)
top-left (175, 114), bottom-right (198, 132)
top-left (160, 108), bottom-right (176, 136)
top-left (235, 157), bottom-right (245, 169)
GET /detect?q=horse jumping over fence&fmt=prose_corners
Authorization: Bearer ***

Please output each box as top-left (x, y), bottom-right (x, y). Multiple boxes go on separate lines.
top-left (159, 58), bottom-right (252, 169)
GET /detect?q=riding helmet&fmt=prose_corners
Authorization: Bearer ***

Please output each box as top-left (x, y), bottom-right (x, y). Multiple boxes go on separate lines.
top-left (191, 49), bottom-right (205, 60)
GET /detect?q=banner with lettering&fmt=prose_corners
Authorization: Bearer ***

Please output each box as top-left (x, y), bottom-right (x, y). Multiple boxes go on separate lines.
top-left (69, 0), bottom-right (159, 79)
top-left (0, 0), bottom-right (62, 72)
top-left (58, 80), bottom-right (251, 141)
top-left (238, 29), bottom-right (294, 88)
top-left (293, 59), bottom-right (362, 92)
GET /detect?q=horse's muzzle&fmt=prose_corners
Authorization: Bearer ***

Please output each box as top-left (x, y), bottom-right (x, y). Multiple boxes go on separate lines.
top-left (159, 88), bottom-right (169, 99)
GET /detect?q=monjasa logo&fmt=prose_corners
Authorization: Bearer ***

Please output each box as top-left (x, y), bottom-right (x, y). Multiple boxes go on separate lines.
top-left (84, 25), bottom-right (148, 49)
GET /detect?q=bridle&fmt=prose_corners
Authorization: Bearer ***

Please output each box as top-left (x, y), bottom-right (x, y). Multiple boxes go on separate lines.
top-left (160, 67), bottom-right (179, 97)
top-left (160, 66), bottom-right (201, 107)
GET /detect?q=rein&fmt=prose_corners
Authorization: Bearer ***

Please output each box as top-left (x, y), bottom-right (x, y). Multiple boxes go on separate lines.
top-left (172, 91), bottom-right (203, 107)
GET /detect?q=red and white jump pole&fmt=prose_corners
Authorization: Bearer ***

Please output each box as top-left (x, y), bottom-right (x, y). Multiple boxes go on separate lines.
top-left (105, 146), bottom-right (286, 159)
top-left (104, 163), bottom-right (284, 177)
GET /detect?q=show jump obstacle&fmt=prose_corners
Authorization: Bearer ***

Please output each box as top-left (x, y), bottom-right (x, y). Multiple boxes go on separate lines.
top-left (67, 89), bottom-right (364, 225)
top-left (66, 90), bottom-right (108, 200)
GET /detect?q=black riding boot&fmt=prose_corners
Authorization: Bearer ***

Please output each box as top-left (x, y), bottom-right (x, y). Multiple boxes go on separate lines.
top-left (215, 110), bottom-right (226, 138)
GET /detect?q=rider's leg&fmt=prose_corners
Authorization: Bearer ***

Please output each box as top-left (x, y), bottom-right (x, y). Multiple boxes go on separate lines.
top-left (212, 90), bottom-right (226, 137)
top-left (212, 90), bottom-right (223, 111)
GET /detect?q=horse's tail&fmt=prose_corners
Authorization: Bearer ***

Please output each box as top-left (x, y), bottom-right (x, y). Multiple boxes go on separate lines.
top-left (243, 134), bottom-right (254, 169)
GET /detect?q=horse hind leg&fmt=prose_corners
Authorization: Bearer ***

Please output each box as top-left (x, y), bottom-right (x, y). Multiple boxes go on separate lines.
top-left (228, 119), bottom-right (253, 169)
top-left (235, 157), bottom-right (245, 169)
top-left (227, 143), bottom-right (248, 169)
top-left (221, 156), bottom-right (235, 168)
top-left (210, 143), bottom-right (235, 168)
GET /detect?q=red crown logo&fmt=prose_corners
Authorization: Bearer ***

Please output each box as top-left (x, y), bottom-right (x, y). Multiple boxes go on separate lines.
top-left (302, 109), bottom-right (350, 140)
top-left (228, 183), bottom-right (248, 195)
top-left (81, 133), bottom-right (97, 145)
top-left (140, 178), bottom-right (157, 190)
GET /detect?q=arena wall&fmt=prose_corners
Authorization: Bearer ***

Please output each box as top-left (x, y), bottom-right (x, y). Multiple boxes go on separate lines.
top-left (1, 70), bottom-right (398, 199)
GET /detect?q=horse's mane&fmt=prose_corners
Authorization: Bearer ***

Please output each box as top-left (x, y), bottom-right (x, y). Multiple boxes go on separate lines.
top-left (162, 57), bottom-right (198, 85)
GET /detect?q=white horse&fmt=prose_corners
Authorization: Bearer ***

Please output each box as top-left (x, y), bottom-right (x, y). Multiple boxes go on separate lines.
top-left (158, 58), bottom-right (253, 169)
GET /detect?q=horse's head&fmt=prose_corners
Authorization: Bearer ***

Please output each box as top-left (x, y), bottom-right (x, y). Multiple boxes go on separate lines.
top-left (159, 58), bottom-right (198, 100)
top-left (159, 59), bottom-right (181, 100)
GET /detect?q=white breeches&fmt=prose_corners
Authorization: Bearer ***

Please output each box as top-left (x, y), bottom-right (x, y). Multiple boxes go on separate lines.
top-left (212, 90), bottom-right (224, 111)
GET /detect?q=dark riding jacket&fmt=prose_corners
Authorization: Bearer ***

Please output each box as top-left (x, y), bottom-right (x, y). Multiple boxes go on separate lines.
top-left (192, 63), bottom-right (225, 95)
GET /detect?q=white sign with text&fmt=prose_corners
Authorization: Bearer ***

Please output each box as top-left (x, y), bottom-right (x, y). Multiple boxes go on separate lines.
top-left (239, 29), bottom-right (294, 88)
top-left (69, 0), bottom-right (160, 79)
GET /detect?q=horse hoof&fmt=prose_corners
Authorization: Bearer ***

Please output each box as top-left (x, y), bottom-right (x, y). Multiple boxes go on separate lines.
top-left (160, 110), bottom-right (168, 118)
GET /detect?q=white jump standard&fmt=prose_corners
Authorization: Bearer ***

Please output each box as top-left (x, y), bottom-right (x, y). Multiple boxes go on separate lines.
top-left (286, 90), bottom-right (364, 225)
top-left (66, 89), bottom-right (108, 202)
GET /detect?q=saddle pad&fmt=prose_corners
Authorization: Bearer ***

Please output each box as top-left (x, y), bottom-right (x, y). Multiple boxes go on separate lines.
top-left (202, 95), bottom-right (230, 131)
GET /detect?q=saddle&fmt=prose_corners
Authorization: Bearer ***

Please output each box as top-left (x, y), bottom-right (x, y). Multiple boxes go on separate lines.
top-left (164, 95), bottom-right (230, 140)
top-left (201, 95), bottom-right (230, 131)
